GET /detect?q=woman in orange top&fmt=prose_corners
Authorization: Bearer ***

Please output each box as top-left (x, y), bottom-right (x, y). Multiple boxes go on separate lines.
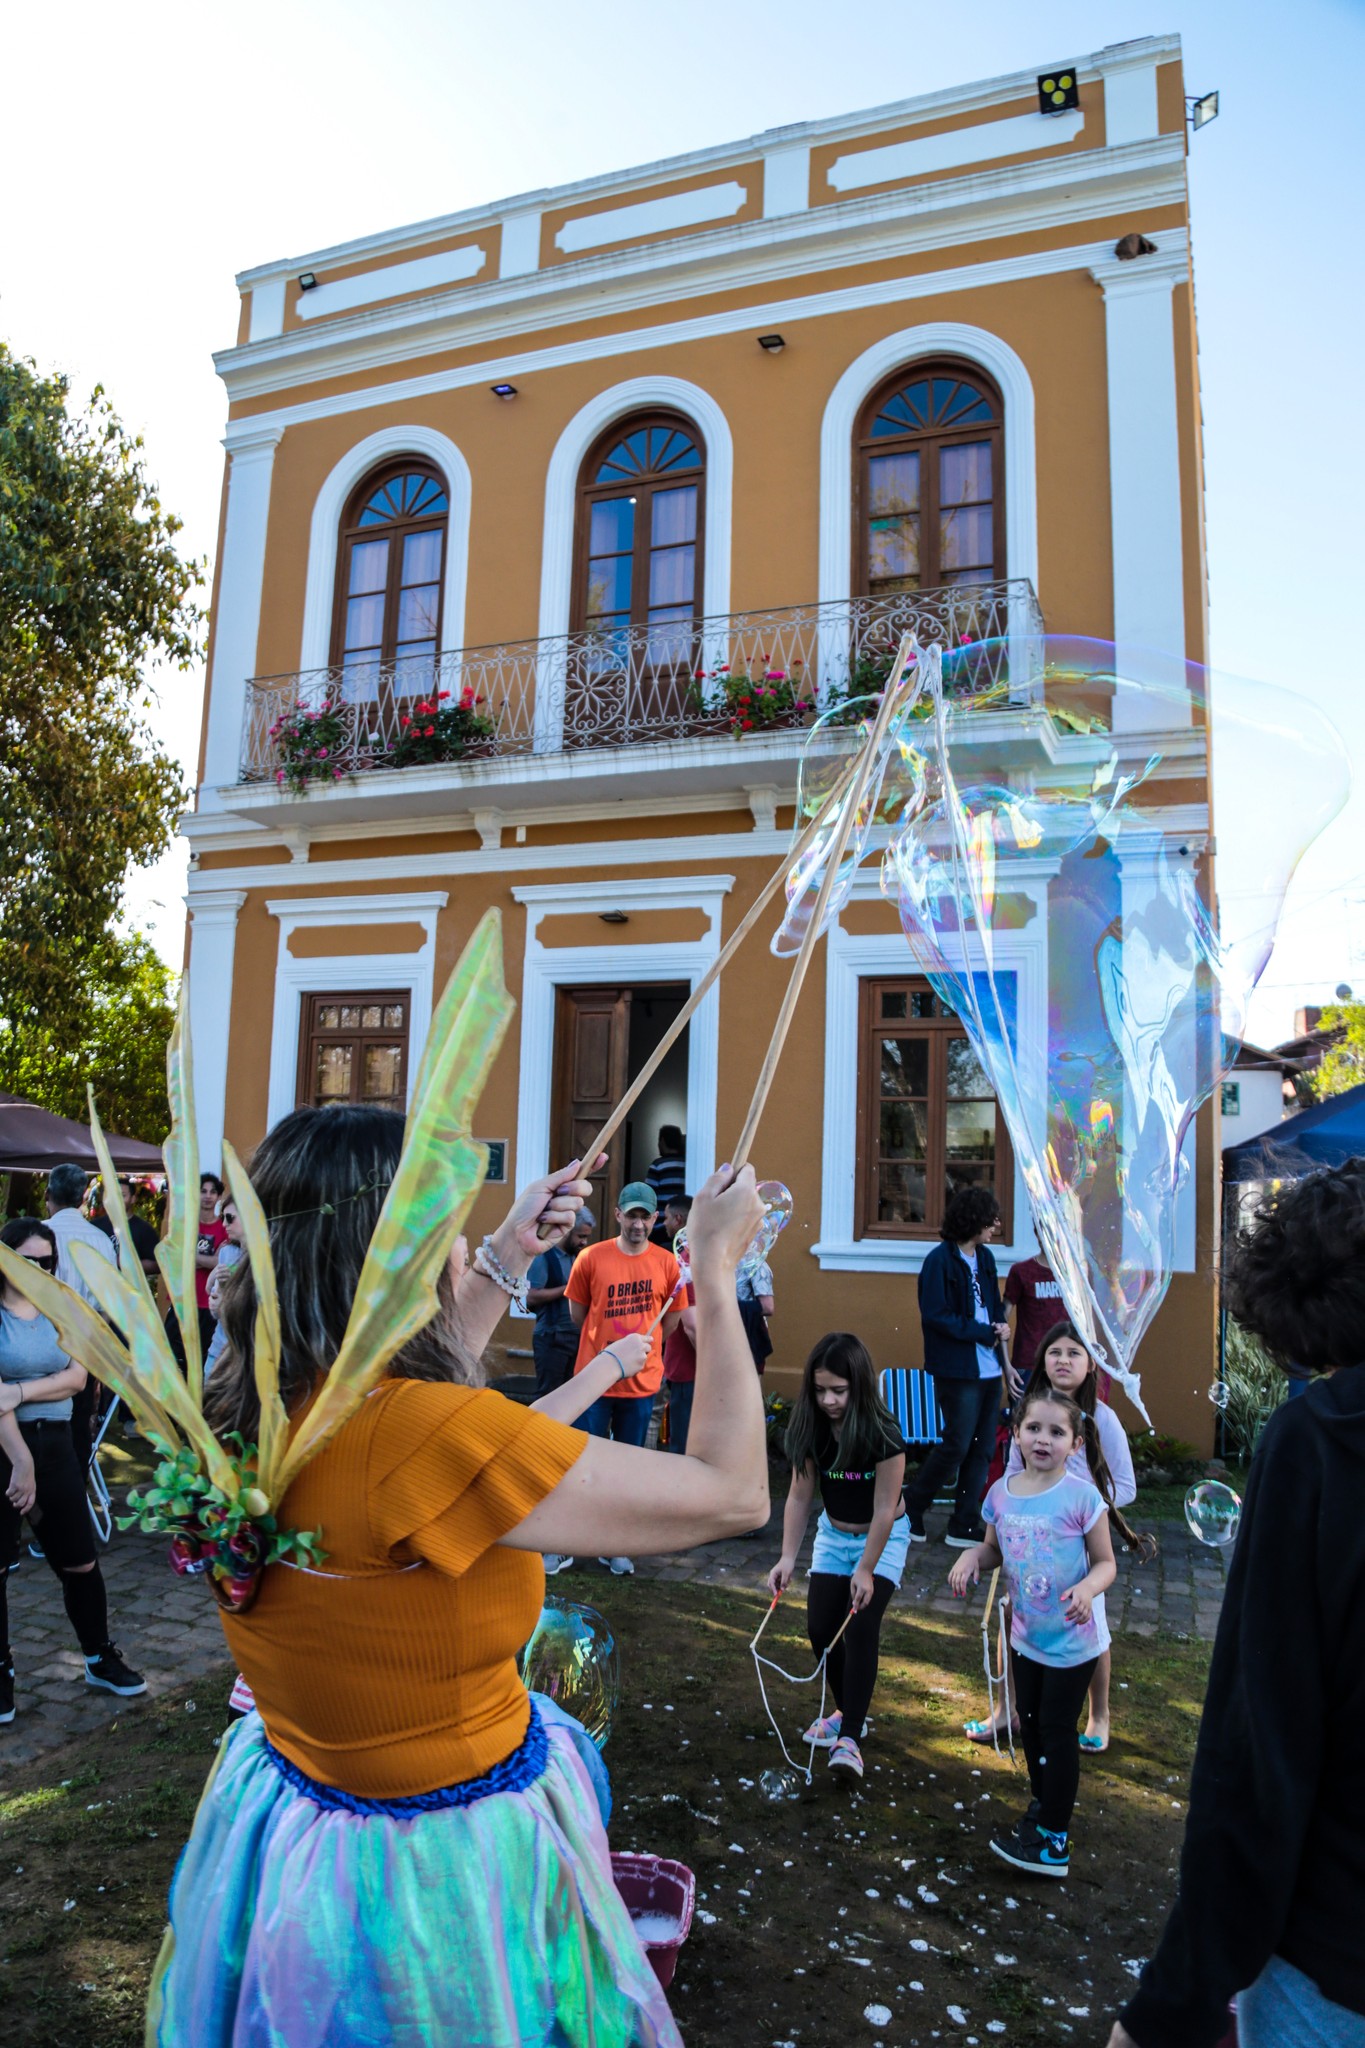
top-left (149, 1101), bottom-right (767, 2048)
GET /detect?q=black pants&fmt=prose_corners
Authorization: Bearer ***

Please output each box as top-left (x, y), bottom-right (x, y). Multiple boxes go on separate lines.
top-left (1013, 1650), bottom-right (1098, 1835)
top-left (903, 1374), bottom-right (1002, 1534)
top-left (807, 1569), bottom-right (896, 1746)
top-left (532, 1329), bottom-right (578, 1400)
top-left (0, 1419), bottom-right (109, 1660)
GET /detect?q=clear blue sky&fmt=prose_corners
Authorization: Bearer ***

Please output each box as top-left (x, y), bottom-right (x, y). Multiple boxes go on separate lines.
top-left (4, 0), bottom-right (1362, 1041)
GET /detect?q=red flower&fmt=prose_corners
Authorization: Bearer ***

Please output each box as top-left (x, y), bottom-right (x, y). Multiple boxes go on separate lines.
top-left (740, 717), bottom-right (754, 729)
top-left (424, 725), bottom-right (436, 736)
top-left (400, 715), bottom-right (411, 727)
top-left (438, 690), bottom-right (450, 699)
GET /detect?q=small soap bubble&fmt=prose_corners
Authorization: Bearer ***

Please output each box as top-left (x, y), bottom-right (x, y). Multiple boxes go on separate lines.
top-left (1207, 1381), bottom-right (1230, 1410)
top-left (1184, 1481), bottom-right (1241, 1547)
top-left (759, 1768), bottom-right (802, 1802)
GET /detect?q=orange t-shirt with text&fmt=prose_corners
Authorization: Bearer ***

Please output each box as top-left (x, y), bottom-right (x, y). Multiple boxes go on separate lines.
top-left (566, 1239), bottom-right (681, 1397)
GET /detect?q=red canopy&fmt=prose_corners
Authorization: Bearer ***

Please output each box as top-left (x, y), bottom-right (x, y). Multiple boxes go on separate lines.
top-left (0, 1093), bottom-right (164, 1175)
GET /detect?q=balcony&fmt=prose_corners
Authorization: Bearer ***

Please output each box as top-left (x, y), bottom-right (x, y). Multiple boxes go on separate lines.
top-left (238, 583), bottom-right (1045, 804)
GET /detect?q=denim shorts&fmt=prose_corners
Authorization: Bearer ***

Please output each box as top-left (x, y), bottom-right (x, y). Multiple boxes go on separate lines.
top-left (1239, 1957), bottom-right (1365, 2048)
top-left (809, 1511), bottom-right (911, 1588)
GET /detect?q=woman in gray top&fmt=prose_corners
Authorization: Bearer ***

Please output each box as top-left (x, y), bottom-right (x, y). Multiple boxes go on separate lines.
top-left (0, 1217), bottom-right (146, 1726)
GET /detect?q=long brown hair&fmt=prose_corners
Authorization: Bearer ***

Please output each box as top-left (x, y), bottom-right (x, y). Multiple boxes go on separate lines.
top-left (784, 1332), bottom-right (899, 1475)
top-left (1023, 1320), bottom-right (1155, 1558)
top-left (203, 1103), bottom-right (476, 1443)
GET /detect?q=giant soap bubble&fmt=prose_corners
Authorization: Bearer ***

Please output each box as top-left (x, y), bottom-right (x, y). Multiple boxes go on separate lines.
top-left (519, 1596), bottom-right (620, 1750)
top-left (779, 634), bottom-right (1348, 1417)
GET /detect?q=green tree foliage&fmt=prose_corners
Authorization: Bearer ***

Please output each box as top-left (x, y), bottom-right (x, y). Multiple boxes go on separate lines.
top-left (0, 930), bottom-right (176, 1141)
top-left (1314, 1002), bottom-right (1365, 1100)
top-left (0, 344), bottom-right (202, 1095)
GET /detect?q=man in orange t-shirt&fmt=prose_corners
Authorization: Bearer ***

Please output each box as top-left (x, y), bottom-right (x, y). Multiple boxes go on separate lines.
top-left (566, 1181), bottom-right (681, 1574)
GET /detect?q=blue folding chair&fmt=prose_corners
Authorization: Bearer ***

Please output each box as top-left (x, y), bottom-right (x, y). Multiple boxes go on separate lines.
top-left (880, 1367), bottom-right (954, 1508)
top-left (879, 1367), bottom-right (943, 1446)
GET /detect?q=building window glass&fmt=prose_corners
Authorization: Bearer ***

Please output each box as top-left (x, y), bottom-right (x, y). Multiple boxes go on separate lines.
top-left (854, 363), bottom-right (1003, 598)
top-left (573, 412), bottom-right (705, 666)
top-left (297, 992), bottom-right (410, 1111)
top-left (856, 976), bottom-right (1011, 1238)
top-left (331, 463), bottom-right (449, 698)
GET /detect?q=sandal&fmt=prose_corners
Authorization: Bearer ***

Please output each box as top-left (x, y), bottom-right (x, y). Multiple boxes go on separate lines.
top-left (803, 1712), bottom-right (842, 1748)
top-left (1079, 1732), bottom-right (1109, 1754)
top-left (964, 1717), bottom-right (1019, 1744)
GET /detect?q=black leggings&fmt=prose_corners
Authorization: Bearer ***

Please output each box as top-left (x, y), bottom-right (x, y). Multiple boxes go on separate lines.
top-left (807, 1570), bottom-right (896, 1746)
top-left (0, 1420), bottom-right (110, 1661)
top-left (1013, 1650), bottom-right (1098, 1835)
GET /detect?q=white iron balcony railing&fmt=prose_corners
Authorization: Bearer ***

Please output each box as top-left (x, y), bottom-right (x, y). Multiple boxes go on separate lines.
top-left (239, 581), bottom-right (1044, 788)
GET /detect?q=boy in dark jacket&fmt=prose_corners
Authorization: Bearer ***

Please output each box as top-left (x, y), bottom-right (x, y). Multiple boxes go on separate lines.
top-left (1110, 1158), bottom-right (1365, 2048)
top-left (905, 1186), bottom-right (1009, 1546)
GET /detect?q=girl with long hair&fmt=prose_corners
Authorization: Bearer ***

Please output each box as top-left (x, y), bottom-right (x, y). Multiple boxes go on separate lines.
top-left (966, 1318), bottom-right (1149, 1753)
top-left (950, 1386), bottom-right (1117, 1877)
top-left (766, 1333), bottom-right (907, 1780)
top-left (153, 1104), bottom-right (768, 2048)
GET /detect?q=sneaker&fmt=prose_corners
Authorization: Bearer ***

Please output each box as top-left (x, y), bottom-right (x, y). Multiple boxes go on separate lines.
top-left (905, 1514), bottom-right (927, 1544)
top-left (84, 1645), bottom-right (147, 1697)
top-left (829, 1736), bottom-right (864, 1780)
top-left (803, 1711), bottom-right (842, 1748)
top-left (944, 1525), bottom-right (984, 1550)
top-left (0, 1659), bottom-right (14, 1725)
top-left (599, 1556), bottom-right (635, 1577)
top-left (988, 1816), bottom-right (1069, 1877)
top-left (543, 1554), bottom-right (576, 1575)
top-left (27, 1541), bottom-right (44, 1562)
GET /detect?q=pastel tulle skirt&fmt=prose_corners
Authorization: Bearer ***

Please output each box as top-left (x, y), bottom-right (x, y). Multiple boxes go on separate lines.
top-left (146, 1697), bottom-right (681, 2048)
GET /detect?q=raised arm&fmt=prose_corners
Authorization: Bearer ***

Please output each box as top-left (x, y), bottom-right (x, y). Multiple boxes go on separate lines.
top-left (448, 1160), bottom-right (600, 1362)
top-left (500, 1167), bottom-right (769, 1559)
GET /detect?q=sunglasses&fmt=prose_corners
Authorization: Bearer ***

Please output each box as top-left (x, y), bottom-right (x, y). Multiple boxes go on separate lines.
top-left (21, 1251), bottom-right (57, 1272)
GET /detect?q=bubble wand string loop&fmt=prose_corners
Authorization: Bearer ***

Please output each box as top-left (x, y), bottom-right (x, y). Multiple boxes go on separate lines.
top-left (978, 1566), bottom-right (1017, 1767)
top-left (749, 1588), bottom-right (859, 1784)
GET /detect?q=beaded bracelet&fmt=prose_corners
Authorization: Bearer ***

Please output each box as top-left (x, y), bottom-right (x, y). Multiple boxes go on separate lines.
top-left (473, 1236), bottom-right (529, 1313)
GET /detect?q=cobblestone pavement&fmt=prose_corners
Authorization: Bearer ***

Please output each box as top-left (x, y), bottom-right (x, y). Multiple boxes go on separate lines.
top-left (2, 1483), bottom-right (1225, 1780)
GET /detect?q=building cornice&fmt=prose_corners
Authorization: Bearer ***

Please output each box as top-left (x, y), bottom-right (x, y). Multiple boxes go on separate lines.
top-left (234, 36), bottom-right (1182, 290)
top-left (218, 137), bottom-right (1188, 408)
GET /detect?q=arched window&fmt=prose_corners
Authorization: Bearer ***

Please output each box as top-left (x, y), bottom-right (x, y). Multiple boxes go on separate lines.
top-left (572, 413), bottom-right (705, 661)
top-left (331, 461), bottom-right (449, 693)
top-left (853, 363), bottom-right (1003, 598)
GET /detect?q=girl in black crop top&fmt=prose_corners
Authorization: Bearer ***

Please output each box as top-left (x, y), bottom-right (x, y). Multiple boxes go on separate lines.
top-left (766, 1334), bottom-right (907, 1780)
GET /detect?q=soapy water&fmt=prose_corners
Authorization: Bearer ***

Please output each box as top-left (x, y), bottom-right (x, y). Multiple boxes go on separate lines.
top-left (630, 1911), bottom-right (684, 1944)
top-left (776, 634), bottom-right (1348, 1418)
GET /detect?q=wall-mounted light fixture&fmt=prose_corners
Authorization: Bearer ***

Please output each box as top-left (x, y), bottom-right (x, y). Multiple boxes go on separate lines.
top-left (599, 910), bottom-right (630, 925)
top-left (1188, 90), bottom-right (1220, 131)
top-left (757, 333), bottom-right (786, 354)
top-left (297, 272), bottom-right (318, 291)
top-left (490, 382), bottom-right (519, 400)
top-left (1037, 67), bottom-right (1078, 114)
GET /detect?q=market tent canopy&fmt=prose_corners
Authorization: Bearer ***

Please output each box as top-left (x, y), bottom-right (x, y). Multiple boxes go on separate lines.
top-left (0, 1094), bottom-right (164, 1175)
top-left (1223, 1081), bottom-right (1365, 1183)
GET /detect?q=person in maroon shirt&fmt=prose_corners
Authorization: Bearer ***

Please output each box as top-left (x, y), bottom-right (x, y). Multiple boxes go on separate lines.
top-left (1005, 1257), bottom-right (1111, 1400)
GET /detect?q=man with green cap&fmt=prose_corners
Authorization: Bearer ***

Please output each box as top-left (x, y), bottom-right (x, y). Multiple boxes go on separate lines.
top-left (565, 1181), bottom-right (683, 1575)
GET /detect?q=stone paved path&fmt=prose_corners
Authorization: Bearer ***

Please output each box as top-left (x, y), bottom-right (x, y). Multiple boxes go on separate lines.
top-left (2, 1478), bottom-right (1225, 1779)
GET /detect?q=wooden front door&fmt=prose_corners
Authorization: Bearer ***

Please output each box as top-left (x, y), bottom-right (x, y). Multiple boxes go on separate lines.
top-left (551, 988), bottom-right (632, 1234)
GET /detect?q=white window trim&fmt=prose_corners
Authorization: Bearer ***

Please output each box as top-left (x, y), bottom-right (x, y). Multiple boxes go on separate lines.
top-left (297, 426), bottom-right (472, 675)
top-left (813, 887), bottom-right (1045, 1274)
top-left (264, 892), bottom-right (447, 1129)
top-left (817, 320), bottom-right (1038, 610)
top-left (536, 375), bottom-right (734, 731)
top-left (511, 873), bottom-right (734, 1201)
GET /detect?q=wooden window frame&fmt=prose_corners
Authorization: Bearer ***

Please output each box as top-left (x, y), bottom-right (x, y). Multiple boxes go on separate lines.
top-left (854, 975), bottom-right (1013, 1241)
top-left (569, 409), bottom-right (706, 642)
top-left (329, 457), bottom-right (449, 671)
top-left (852, 358), bottom-right (1004, 600)
top-left (296, 989), bottom-right (412, 1112)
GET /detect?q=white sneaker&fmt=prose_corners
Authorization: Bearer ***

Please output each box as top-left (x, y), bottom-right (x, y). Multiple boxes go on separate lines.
top-left (543, 1554), bottom-right (575, 1575)
top-left (599, 1555), bottom-right (635, 1576)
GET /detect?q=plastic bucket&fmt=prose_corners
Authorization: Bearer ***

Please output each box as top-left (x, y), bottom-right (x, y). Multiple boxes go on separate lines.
top-left (611, 1851), bottom-right (696, 1989)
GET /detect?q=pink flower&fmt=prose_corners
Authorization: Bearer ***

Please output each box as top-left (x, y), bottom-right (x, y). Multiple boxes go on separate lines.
top-left (275, 770), bottom-right (285, 783)
top-left (317, 747), bottom-right (328, 759)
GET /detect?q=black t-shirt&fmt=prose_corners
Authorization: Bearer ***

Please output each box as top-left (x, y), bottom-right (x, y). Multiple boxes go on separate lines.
top-left (90, 1212), bottom-right (159, 1266)
top-left (816, 1415), bottom-right (907, 1523)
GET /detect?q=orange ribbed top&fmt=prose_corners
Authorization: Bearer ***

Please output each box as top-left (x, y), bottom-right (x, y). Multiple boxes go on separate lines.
top-left (220, 1380), bottom-right (584, 1797)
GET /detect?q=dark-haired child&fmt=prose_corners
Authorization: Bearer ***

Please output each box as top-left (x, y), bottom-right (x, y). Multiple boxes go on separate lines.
top-left (767, 1334), bottom-right (906, 1780)
top-left (967, 1319), bottom-right (1144, 1752)
top-left (950, 1387), bottom-right (1115, 1875)
top-left (1113, 1159), bottom-right (1365, 2048)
